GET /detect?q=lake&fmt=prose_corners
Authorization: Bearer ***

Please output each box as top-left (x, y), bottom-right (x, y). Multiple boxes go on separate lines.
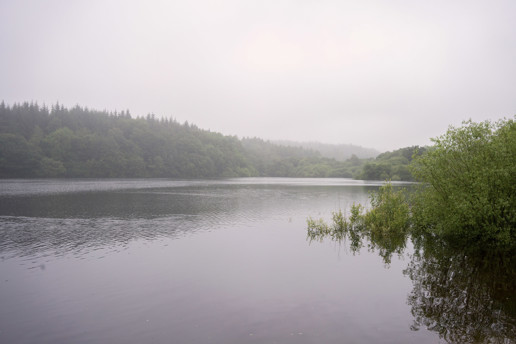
top-left (0, 178), bottom-right (514, 344)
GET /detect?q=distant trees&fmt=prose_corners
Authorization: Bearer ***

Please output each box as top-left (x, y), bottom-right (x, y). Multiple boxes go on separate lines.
top-left (2, 101), bottom-right (455, 182)
top-left (273, 140), bottom-right (380, 160)
top-left (358, 146), bottom-right (426, 181)
top-left (0, 133), bottom-right (39, 177)
top-left (0, 102), bottom-right (254, 178)
top-left (0, 102), bottom-right (363, 179)
top-left (241, 138), bottom-right (355, 177)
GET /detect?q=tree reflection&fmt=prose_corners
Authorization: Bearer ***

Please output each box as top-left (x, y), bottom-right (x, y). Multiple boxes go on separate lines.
top-left (405, 237), bottom-right (516, 343)
top-left (367, 229), bottom-right (407, 265)
top-left (307, 209), bottom-right (408, 266)
top-left (308, 220), bottom-right (516, 343)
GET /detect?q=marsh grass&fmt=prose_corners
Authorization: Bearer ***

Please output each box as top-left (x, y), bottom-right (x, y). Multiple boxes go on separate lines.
top-left (307, 182), bottom-right (410, 263)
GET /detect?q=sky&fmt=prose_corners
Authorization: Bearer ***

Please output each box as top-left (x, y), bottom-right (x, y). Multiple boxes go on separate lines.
top-left (1, 0), bottom-right (515, 151)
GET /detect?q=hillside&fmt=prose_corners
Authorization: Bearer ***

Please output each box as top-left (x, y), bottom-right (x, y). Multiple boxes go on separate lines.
top-left (0, 102), bottom-right (362, 178)
top-left (273, 140), bottom-right (380, 160)
top-left (358, 146), bottom-right (427, 181)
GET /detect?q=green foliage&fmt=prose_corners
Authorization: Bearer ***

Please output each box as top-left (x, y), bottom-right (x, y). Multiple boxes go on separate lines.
top-left (38, 157), bottom-right (66, 177)
top-left (308, 183), bottom-right (409, 236)
top-left (307, 217), bottom-right (332, 239)
top-left (358, 146), bottom-right (426, 181)
top-left (0, 102), bottom-right (255, 178)
top-left (0, 133), bottom-right (40, 177)
top-left (364, 183), bottom-right (410, 233)
top-left (307, 183), bottom-right (410, 264)
top-left (0, 101), bottom-right (359, 179)
top-left (410, 118), bottom-right (516, 248)
top-left (241, 138), bottom-right (355, 178)
top-left (309, 118), bottom-right (516, 251)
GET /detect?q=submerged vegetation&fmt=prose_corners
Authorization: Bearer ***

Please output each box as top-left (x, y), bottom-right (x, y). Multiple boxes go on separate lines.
top-left (307, 184), bottom-right (410, 264)
top-left (308, 187), bottom-right (516, 342)
top-left (309, 198), bottom-right (516, 342)
top-left (308, 118), bottom-right (516, 343)
top-left (309, 117), bottom-right (516, 249)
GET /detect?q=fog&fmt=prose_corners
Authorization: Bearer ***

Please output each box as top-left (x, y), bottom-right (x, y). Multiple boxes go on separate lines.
top-left (1, 0), bottom-right (515, 151)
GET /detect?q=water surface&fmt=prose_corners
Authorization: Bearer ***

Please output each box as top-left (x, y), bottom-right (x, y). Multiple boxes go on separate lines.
top-left (1, 178), bottom-right (509, 343)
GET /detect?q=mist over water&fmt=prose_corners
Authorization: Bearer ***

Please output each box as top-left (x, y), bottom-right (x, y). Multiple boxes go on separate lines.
top-left (0, 179), bottom-right (381, 260)
top-left (1, 178), bottom-right (513, 344)
top-left (2, 0), bottom-right (515, 341)
top-left (0, 178), bottom-right (437, 344)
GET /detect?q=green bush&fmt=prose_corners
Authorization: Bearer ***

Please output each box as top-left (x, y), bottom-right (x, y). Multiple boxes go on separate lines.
top-left (364, 183), bottom-right (410, 234)
top-left (307, 183), bottom-right (410, 263)
top-left (308, 117), bottom-right (516, 251)
top-left (410, 118), bottom-right (516, 247)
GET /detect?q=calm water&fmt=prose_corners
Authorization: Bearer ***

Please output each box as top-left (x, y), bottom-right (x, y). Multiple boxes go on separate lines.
top-left (0, 178), bottom-right (513, 344)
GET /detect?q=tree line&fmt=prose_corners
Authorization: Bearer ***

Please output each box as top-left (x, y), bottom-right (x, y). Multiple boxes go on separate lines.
top-left (357, 146), bottom-right (427, 181)
top-left (1, 101), bottom-right (383, 179)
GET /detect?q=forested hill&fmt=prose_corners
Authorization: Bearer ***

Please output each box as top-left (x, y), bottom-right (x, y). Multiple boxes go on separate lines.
top-left (357, 146), bottom-right (427, 181)
top-left (0, 102), bottom-right (362, 178)
top-left (273, 140), bottom-right (380, 160)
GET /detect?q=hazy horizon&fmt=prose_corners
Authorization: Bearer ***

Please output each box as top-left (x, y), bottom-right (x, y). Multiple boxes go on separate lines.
top-left (1, 0), bottom-right (515, 151)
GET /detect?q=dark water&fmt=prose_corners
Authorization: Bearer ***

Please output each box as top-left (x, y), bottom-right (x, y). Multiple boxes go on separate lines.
top-left (0, 178), bottom-right (513, 343)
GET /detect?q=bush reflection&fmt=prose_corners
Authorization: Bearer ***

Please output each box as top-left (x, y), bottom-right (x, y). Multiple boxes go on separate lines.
top-left (308, 220), bottom-right (516, 343)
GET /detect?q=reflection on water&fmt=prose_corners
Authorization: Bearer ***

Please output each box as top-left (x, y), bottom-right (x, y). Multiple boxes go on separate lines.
top-left (0, 177), bottom-right (388, 197)
top-left (307, 212), bottom-right (408, 266)
top-left (309, 218), bottom-right (516, 343)
top-left (0, 179), bottom-right (374, 260)
top-left (3, 178), bottom-right (512, 344)
top-left (0, 215), bottom-right (196, 259)
top-left (406, 238), bottom-right (516, 343)
top-left (3, 178), bottom-right (429, 344)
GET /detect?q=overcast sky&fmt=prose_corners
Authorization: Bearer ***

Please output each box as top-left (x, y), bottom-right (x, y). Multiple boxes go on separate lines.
top-left (1, 0), bottom-right (515, 151)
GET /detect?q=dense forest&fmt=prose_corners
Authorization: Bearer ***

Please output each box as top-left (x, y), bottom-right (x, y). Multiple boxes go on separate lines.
top-left (0, 101), bottom-right (424, 180)
top-left (357, 146), bottom-right (427, 181)
top-left (0, 102), bottom-right (382, 179)
top-left (0, 102), bottom-right (247, 178)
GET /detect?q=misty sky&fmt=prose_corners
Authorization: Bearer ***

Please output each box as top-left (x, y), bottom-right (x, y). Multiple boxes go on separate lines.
top-left (1, 0), bottom-right (515, 151)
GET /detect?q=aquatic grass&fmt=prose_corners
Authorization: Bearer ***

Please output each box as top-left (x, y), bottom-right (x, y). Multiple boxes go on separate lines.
top-left (307, 182), bottom-right (410, 263)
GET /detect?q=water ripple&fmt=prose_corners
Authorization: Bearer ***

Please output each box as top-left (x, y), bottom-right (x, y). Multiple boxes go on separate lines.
top-left (0, 178), bottom-right (377, 260)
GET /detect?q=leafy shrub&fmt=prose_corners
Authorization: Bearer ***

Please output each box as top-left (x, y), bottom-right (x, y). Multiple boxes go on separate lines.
top-left (410, 118), bottom-right (516, 248)
top-left (364, 183), bottom-right (410, 233)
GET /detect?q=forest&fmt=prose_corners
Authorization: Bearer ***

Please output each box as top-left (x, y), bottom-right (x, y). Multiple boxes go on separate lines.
top-left (357, 146), bottom-right (427, 181)
top-left (0, 102), bottom-right (397, 179)
top-left (0, 102), bottom-right (425, 180)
